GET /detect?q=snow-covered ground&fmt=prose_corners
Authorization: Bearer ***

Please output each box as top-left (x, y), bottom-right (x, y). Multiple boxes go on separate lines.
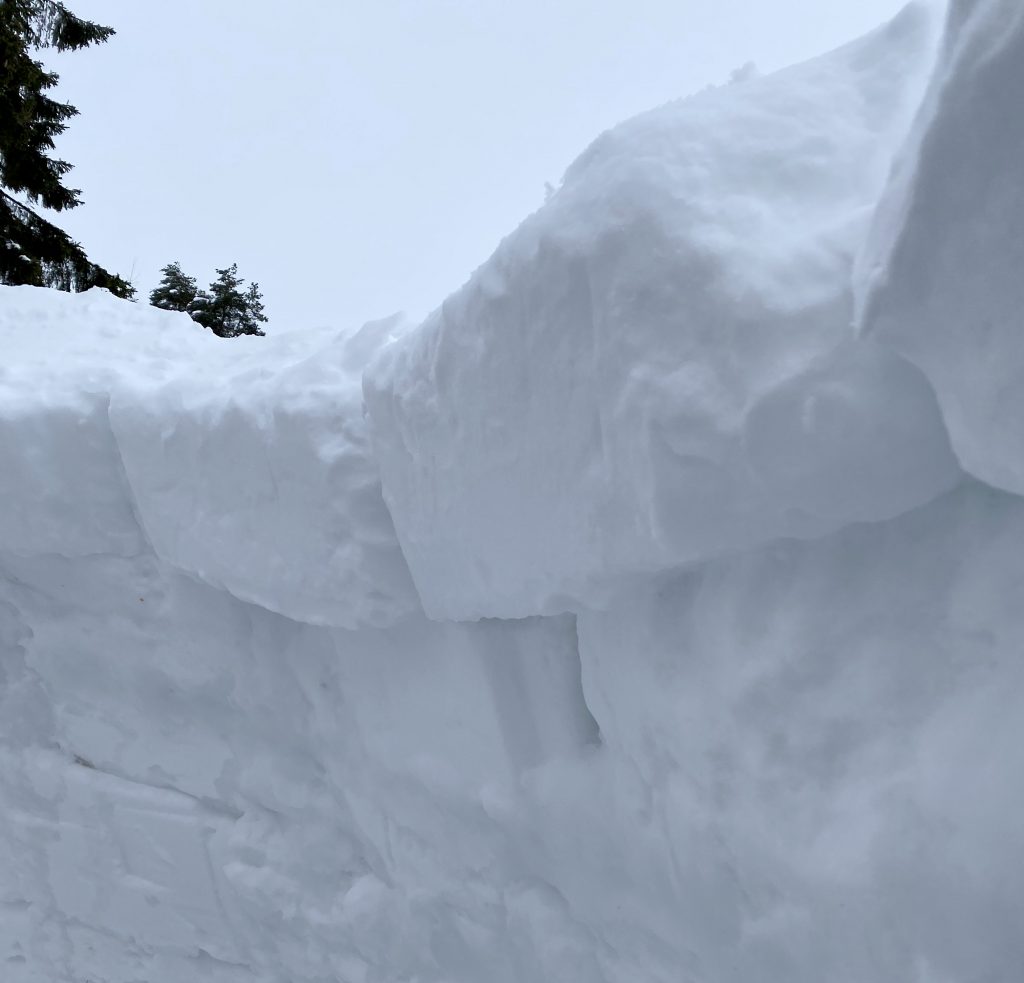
top-left (3, 2), bottom-right (1022, 980)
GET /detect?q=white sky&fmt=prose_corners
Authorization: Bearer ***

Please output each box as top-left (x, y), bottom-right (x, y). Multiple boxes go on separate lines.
top-left (52, 0), bottom-right (907, 332)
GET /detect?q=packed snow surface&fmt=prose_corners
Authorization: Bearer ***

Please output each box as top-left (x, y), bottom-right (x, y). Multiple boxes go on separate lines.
top-left (4, 3), bottom-right (1022, 981)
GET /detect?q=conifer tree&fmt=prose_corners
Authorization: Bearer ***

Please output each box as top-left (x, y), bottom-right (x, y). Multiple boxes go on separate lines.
top-left (149, 261), bottom-right (197, 312)
top-left (190, 264), bottom-right (268, 338)
top-left (0, 1), bottom-right (133, 296)
top-left (242, 282), bottom-right (268, 335)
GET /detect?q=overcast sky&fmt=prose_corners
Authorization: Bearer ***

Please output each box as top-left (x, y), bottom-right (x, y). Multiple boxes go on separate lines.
top-left (52, 0), bottom-right (908, 332)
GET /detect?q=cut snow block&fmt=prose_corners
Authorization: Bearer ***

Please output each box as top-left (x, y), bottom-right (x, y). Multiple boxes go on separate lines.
top-left (366, 5), bottom-right (956, 621)
top-left (0, 391), bottom-right (144, 557)
top-left (859, 0), bottom-right (1024, 493)
top-left (0, 287), bottom-right (169, 557)
top-left (0, 285), bottom-right (419, 627)
top-left (111, 315), bottom-right (421, 629)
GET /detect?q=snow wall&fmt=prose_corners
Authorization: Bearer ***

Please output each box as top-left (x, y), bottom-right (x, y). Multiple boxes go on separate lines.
top-left (3, 4), bottom-right (1023, 981)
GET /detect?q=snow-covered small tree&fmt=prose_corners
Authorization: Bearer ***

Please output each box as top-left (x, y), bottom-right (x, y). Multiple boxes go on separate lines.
top-left (242, 281), bottom-right (268, 335)
top-left (148, 261), bottom-right (197, 312)
top-left (190, 263), bottom-right (267, 338)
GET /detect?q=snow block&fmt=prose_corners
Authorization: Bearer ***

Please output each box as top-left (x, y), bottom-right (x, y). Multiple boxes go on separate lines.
top-left (111, 314), bottom-right (421, 628)
top-left (366, 5), bottom-right (956, 621)
top-left (859, 0), bottom-right (1024, 493)
top-left (0, 287), bottom-right (160, 557)
top-left (0, 288), bottom-right (420, 628)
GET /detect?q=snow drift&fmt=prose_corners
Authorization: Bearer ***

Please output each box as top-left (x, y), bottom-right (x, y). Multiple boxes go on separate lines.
top-left (365, 4), bottom-right (955, 621)
top-left (4, 3), bottom-right (1023, 981)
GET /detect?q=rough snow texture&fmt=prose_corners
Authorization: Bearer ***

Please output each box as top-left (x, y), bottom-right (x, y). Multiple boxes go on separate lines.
top-left (4, 3), bottom-right (1023, 981)
top-left (858, 0), bottom-right (1024, 494)
top-left (5, 484), bottom-right (1024, 983)
top-left (577, 484), bottom-right (1024, 983)
top-left (0, 553), bottom-right (599, 983)
top-left (365, 4), bottom-right (955, 621)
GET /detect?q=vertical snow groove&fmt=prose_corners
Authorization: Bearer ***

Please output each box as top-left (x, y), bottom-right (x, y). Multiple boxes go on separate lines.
top-left (476, 614), bottom-right (600, 775)
top-left (104, 391), bottom-right (159, 560)
top-left (568, 614), bottom-right (603, 750)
